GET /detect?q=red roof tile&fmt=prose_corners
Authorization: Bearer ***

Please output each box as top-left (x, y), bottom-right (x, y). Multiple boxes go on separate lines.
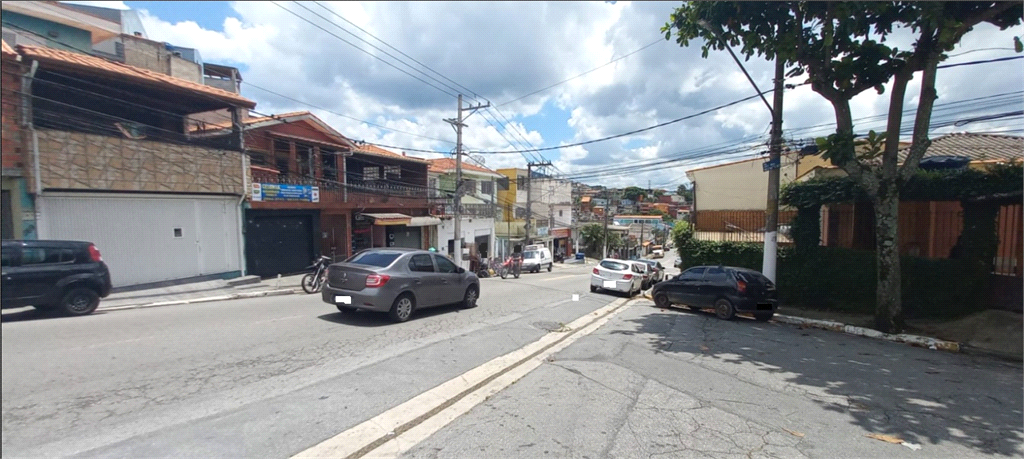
top-left (18, 44), bottom-right (255, 108)
top-left (356, 144), bottom-right (427, 163)
top-left (427, 157), bottom-right (499, 175)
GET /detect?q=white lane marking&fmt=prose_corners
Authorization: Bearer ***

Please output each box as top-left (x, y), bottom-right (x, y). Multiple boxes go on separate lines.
top-left (293, 298), bottom-right (633, 459)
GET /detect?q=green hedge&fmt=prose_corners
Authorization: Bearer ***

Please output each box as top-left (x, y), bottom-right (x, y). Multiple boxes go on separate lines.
top-left (676, 240), bottom-right (990, 319)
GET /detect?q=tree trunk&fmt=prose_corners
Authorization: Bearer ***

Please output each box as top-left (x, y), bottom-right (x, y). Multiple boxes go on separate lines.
top-left (873, 181), bottom-right (904, 333)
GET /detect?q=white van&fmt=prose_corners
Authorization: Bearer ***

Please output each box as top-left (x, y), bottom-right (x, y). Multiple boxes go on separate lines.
top-left (651, 245), bottom-right (664, 259)
top-left (522, 244), bottom-right (553, 273)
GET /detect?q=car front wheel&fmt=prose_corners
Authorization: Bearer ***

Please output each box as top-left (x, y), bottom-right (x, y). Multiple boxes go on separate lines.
top-left (654, 292), bottom-right (671, 308)
top-left (462, 286), bottom-right (479, 309)
top-left (754, 312), bottom-right (774, 322)
top-left (547, 263), bottom-right (552, 272)
top-left (60, 287), bottom-right (99, 316)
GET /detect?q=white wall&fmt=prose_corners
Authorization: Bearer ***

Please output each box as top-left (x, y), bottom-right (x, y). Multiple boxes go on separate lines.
top-left (436, 216), bottom-right (496, 266)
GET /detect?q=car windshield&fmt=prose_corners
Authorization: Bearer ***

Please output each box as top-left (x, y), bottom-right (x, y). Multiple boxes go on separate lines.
top-left (345, 251), bottom-right (402, 267)
top-left (523, 251), bottom-right (539, 259)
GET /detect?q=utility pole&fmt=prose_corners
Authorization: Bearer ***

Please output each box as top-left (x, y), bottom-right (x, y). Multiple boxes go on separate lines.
top-left (698, 20), bottom-right (786, 283)
top-left (524, 161), bottom-right (551, 245)
top-left (444, 94), bottom-right (489, 269)
top-left (602, 190), bottom-right (610, 259)
top-left (763, 59), bottom-right (785, 283)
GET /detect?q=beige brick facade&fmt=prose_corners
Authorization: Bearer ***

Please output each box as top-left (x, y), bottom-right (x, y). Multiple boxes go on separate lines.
top-left (36, 129), bottom-right (246, 195)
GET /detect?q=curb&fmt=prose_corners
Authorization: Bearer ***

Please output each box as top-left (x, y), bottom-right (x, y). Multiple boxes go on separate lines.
top-left (638, 292), bottom-right (962, 353)
top-left (773, 315), bottom-right (962, 353)
top-left (99, 288), bottom-right (303, 312)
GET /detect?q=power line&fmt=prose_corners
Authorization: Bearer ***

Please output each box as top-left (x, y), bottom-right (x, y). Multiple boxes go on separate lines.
top-left (308, 1), bottom-right (484, 102)
top-left (269, 1), bottom-right (458, 98)
top-left (496, 38), bottom-right (664, 107)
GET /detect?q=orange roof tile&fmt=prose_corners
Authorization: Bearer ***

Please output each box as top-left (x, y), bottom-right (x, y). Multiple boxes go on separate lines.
top-left (356, 144), bottom-right (427, 163)
top-left (18, 44), bottom-right (255, 108)
top-left (1, 40), bottom-right (15, 57)
top-left (427, 157), bottom-right (499, 175)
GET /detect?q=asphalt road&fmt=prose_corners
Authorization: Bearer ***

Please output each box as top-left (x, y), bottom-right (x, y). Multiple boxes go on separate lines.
top-left (3, 259), bottom-right (1021, 458)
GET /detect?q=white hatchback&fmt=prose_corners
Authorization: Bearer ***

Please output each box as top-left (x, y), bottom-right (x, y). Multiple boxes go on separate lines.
top-left (590, 258), bottom-right (643, 296)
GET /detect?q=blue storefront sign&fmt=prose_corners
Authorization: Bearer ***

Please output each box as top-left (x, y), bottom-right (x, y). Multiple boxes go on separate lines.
top-left (251, 183), bottom-right (320, 203)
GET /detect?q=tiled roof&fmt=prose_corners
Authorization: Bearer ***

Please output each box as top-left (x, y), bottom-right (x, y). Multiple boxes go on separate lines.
top-left (17, 44), bottom-right (256, 108)
top-left (200, 111), bottom-right (312, 130)
top-left (427, 157), bottom-right (500, 175)
top-left (899, 133), bottom-right (1023, 163)
top-left (1, 40), bottom-right (15, 57)
top-left (355, 144), bottom-right (428, 163)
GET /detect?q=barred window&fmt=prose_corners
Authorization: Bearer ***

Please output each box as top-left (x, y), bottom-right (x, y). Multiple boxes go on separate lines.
top-left (364, 166), bottom-right (381, 181)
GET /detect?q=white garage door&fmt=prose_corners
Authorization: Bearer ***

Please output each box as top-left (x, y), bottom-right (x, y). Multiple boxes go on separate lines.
top-left (38, 193), bottom-right (242, 288)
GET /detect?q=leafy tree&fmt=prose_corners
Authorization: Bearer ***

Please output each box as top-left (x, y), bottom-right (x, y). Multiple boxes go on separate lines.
top-left (665, 1), bottom-right (1022, 333)
top-left (621, 186), bottom-right (645, 202)
top-left (579, 223), bottom-right (624, 258)
top-left (676, 183), bottom-right (694, 202)
top-left (670, 220), bottom-right (693, 254)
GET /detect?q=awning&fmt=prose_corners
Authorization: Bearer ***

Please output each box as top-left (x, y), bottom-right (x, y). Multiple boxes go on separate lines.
top-left (361, 213), bottom-right (412, 226)
top-left (408, 216), bottom-right (442, 227)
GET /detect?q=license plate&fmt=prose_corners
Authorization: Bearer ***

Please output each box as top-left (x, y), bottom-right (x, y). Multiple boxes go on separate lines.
top-left (335, 295), bottom-right (352, 305)
top-left (603, 280), bottom-right (617, 289)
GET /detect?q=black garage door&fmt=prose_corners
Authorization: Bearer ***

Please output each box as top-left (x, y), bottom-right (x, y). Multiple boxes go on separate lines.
top-left (245, 210), bottom-right (319, 278)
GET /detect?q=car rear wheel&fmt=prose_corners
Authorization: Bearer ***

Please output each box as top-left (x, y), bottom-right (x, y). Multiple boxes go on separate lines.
top-left (714, 298), bottom-right (735, 320)
top-left (754, 312), bottom-right (774, 322)
top-left (590, 285), bottom-right (597, 293)
top-left (654, 292), bottom-right (671, 308)
top-left (60, 287), bottom-right (99, 316)
top-left (389, 294), bottom-right (415, 322)
top-left (336, 305), bottom-right (354, 313)
top-left (462, 286), bottom-right (479, 309)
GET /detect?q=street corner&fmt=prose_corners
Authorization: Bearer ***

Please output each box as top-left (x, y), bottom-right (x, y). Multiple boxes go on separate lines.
top-left (774, 315), bottom-right (962, 353)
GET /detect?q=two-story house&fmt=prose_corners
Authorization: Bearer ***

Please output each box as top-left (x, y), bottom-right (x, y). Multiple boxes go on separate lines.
top-left (11, 43), bottom-right (256, 288)
top-left (191, 112), bottom-right (434, 277)
top-left (426, 158), bottom-right (502, 266)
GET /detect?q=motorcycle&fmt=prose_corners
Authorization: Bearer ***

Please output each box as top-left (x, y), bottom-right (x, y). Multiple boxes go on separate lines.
top-left (301, 255), bottom-right (332, 294)
top-left (498, 254), bottom-right (523, 279)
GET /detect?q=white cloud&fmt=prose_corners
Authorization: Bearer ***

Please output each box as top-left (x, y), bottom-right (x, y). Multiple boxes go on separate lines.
top-left (129, 1), bottom-right (1022, 189)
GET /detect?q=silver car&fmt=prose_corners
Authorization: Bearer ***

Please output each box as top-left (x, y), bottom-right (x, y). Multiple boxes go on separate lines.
top-left (321, 248), bottom-right (480, 322)
top-left (590, 258), bottom-right (643, 296)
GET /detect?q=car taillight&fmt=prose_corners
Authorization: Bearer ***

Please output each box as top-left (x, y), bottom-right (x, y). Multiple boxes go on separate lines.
top-left (365, 273), bottom-right (390, 288)
top-left (593, 268), bottom-right (600, 274)
top-left (88, 244), bottom-right (103, 262)
top-left (736, 279), bottom-right (747, 294)
top-left (623, 274), bottom-right (632, 280)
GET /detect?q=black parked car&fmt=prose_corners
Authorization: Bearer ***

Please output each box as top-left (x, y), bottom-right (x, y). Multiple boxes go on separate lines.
top-left (1, 240), bottom-right (113, 316)
top-left (651, 265), bottom-right (777, 321)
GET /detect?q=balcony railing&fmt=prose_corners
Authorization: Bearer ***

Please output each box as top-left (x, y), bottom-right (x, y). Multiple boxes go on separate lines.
top-left (250, 169), bottom-right (428, 198)
top-left (427, 197), bottom-right (498, 218)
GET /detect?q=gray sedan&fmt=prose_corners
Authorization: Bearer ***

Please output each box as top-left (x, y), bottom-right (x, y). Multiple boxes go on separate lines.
top-left (321, 248), bottom-right (480, 322)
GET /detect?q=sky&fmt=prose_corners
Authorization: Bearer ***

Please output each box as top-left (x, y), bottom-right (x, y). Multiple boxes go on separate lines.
top-left (63, 1), bottom-right (1024, 190)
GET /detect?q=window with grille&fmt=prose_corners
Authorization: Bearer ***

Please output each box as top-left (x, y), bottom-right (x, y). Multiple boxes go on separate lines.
top-left (385, 165), bottom-right (401, 181)
top-left (364, 166), bottom-right (381, 181)
top-left (481, 180), bottom-right (493, 195)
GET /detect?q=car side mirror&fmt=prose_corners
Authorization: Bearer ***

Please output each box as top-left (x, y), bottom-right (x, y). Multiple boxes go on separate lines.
top-left (457, 267), bottom-right (466, 274)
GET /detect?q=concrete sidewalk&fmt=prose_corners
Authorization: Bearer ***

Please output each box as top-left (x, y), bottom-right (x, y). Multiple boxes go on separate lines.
top-left (98, 273), bottom-right (309, 311)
